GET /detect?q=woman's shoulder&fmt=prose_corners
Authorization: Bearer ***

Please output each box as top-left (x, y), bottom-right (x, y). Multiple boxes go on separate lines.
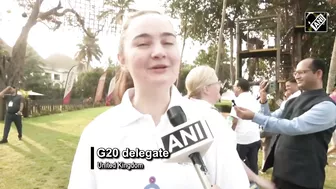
top-left (182, 98), bottom-right (232, 132)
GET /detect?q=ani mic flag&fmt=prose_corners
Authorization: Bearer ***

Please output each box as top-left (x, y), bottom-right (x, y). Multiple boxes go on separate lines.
top-left (94, 71), bottom-right (107, 104)
top-left (105, 76), bottom-right (116, 106)
top-left (63, 67), bottom-right (77, 104)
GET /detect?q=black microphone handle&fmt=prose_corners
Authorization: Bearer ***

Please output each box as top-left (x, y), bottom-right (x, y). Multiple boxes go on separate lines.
top-left (189, 152), bottom-right (213, 189)
top-left (167, 106), bottom-right (212, 188)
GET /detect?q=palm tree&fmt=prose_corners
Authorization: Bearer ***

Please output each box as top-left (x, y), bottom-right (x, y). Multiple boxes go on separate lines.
top-left (75, 29), bottom-right (103, 71)
top-left (98, 0), bottom-right (136, 34)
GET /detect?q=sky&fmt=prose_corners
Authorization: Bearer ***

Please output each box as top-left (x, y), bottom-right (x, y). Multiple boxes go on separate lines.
top-left (0, 0), bottom-right (206, 69)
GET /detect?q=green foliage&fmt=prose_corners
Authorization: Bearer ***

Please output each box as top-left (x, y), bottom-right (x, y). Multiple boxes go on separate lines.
top-left (165, 0), bottom-right (336, 79)
top-left (177, 64), bottom-right (195, 95)
top-left (97, 0), bottom-right (136, 34)
top-left (73, 68), bottom-right (104, 98)
top-left (193, 43), bottom-right (231, 83)
top-left (75, 29), bottom-right (103, 70)
top-left (21, 46), bottom-right (64, 99)
top-left (72, 66), bottom-right (118, 99)
top-left (214, 100), bottom-right (232, 113)
top-left (22, 58), bottom-right (53, 93)
top-left (194, 43), bottom-right (229, 68)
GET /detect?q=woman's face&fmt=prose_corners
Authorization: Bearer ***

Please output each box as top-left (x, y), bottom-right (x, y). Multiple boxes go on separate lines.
top-left (119, 13), bottom-right (180, 89)
top-left (205, 81), bottom-right (221, 105)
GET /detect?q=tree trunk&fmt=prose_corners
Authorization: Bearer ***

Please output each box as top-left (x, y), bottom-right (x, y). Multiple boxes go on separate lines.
top-left (176, 21), bottom-right (188, 88)
top-left (1, 0), bottom-right (92, 88)
top-left (326, 36), bottom-right (336, 94)
top-left (215, 0), bottom-right (228, 75)
top-left (229, 27), bottom-right (235, 84)
top-left (7, 1), bottom-right (42, 87)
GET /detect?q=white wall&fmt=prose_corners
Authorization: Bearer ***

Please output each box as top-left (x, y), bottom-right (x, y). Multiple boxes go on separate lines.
top-left (41, 67), bottom-right (78, 88)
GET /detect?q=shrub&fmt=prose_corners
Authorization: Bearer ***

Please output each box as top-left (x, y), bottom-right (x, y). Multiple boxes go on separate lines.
top-left (215, 100), bottom-right (232, 113)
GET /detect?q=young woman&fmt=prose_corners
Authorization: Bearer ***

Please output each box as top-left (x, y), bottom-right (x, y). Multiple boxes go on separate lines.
top-left (185, 65), bottom-right (276, 189)
top-left (68, 11), bottom-right (250, 189)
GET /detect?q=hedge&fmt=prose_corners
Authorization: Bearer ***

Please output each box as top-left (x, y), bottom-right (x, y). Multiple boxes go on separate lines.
top-left (214, 100), bottom-right (232, 113)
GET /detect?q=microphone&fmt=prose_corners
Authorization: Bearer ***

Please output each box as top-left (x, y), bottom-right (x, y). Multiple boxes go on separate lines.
top-left (158, 106), bottom-right (214, 189)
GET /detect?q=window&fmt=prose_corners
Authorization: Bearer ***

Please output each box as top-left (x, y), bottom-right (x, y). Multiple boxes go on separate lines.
top-left (54, 74), bottom-right (60, 80)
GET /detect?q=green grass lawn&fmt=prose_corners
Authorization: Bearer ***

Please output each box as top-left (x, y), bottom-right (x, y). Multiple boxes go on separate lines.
top-left (0, 106), bottom-right (335, 189)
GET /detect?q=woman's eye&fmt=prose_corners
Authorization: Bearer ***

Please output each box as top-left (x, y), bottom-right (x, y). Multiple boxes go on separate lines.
top-left (164, 42), bottom-right (174, 45)
top-left (137, 43), bottom-right (149, 47)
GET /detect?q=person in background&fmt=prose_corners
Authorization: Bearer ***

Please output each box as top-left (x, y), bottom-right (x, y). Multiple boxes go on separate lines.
top-left (329, 87), bottom-right (336, 102)
top-left (279, 77), bottom-right (301, 110)
top-left (0, 86), bottom-right (24, 144)
top-left (283, 90), bottom-right (291, 100)
top-left (68, 10), bottom-right (251, 189)
top-left (233, 58), bottom-right (336, 189)
top-left (230, 78), bottom-right (261, 175)
top-left (185, 65), bottom-right (276, 189)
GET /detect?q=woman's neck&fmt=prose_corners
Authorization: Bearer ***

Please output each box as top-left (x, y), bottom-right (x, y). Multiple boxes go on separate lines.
top-left (132, 85), bottom-right (171, 126)
top-left (200, 95), bottom-right (215, 106)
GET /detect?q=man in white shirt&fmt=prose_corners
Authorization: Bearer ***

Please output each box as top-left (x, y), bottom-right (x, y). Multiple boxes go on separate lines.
top-left (230, 78), bottom-right (261, 175)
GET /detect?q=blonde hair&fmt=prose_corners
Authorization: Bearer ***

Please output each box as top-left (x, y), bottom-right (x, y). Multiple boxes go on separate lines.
top-left (185, 65), bottom-right (219, 99)
top-left (114, 10), bottom-right (161, 104)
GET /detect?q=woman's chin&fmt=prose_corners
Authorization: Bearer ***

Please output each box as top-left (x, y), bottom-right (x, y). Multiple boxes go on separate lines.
top-left (146, 75), bottom-right (177, 86)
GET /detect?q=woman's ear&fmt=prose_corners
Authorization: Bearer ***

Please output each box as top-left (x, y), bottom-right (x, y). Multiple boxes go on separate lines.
top-left (203, 85), bottom-right (210, 95)
top-left (118, 53), bottom-right (125, 66)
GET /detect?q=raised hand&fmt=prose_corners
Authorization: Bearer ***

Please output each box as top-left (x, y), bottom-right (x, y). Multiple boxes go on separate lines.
top-left (259, 81), bottom-right (269, 104)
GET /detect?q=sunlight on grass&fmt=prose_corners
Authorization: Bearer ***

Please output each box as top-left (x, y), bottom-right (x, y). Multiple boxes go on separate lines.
top-left (0, 106), bottom-right (110, 189)
top-left (0, 106), bottom-right (335, 189)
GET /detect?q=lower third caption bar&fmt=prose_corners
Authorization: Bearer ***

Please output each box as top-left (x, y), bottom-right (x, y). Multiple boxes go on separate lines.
top-left (97, 161), bottom-right (145, 171)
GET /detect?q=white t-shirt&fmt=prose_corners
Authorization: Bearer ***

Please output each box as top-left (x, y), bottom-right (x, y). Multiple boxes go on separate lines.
top-left (68, 86), bottom-right (250, 189)
top-left (230, 92), bottom-right (261, 145)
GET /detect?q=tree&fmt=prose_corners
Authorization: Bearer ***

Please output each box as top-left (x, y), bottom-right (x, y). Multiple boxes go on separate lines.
top-left (75, 29), bottom-right (103, 71)
top-left (72, 66), bottom-right (118, 99)
top-left (215, 0), bottom-right (228, 75)
top-left (22, 47), bottom-right (53, 93)
top-left (326, 36), bottom-right (336, 93)
top-left (194, 43), bottom-right (231, 83)
top-left (165, 0), bottom-right (336, 82)
top-left (0, 0), bottom-right (102, 90)
top-left (97, 0), bottom-right (136, 34)
top-left (176, 64), bottom-right (195, 95)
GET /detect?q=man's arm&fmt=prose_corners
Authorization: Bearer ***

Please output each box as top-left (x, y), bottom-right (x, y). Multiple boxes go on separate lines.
top-left (259, 102), bottom-right (283, 118)
top-left (253, 101), bottom-right (336, 136)
top-left (19, 96), bottom-right (24, 113)
top-left (231, 117), bottom-right (238, 130)
top-left (0, 86), bottom-right (11, 98)
top-left (229, 105), bottom-right (239, 130)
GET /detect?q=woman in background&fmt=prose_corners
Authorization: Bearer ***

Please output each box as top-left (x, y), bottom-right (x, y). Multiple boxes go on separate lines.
top-left (185, 65), bottom-right (276, 189)
top-left (68, 10), bottom-right (251, 189)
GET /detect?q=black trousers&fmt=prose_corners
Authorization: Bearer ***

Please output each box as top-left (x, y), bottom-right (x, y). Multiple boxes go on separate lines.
top-left (237, 140), bottom-right (261, 174)
top-left (272, 176), bottom-right (322, 189)
top-left (2, 113), bottom-right (23, 140)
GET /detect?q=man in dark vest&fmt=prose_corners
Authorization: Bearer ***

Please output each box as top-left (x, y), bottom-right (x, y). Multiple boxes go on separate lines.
top-left (0, 86), bottom-right (25, 144)
top-left (233, 58), bottom-right (336, 189)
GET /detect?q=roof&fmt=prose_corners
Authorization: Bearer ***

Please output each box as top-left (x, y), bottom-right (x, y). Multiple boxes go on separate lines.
top-left (1, 38), bottom-right (77, 71)
top-left (43, 53), bottom-right (77, 70)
